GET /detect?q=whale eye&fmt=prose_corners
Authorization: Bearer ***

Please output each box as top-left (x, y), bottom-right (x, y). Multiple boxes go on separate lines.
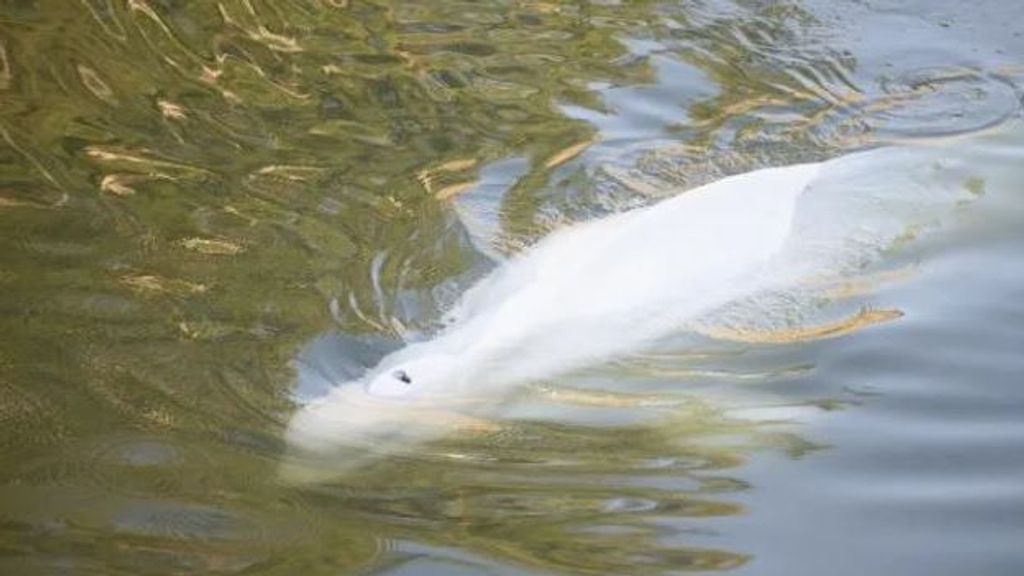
top-left (392, 369), bottom-right (412, 385)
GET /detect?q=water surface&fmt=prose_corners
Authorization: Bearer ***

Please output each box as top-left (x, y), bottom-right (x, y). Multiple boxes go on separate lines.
top-left (1, 1), bottom-right (1022, 574)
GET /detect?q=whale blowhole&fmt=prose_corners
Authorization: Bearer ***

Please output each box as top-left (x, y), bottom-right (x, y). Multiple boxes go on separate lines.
top-left (363, 352), bottom-right (464, 398)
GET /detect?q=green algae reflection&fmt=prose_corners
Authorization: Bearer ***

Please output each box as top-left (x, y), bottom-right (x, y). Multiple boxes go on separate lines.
top-left (0, 1), bottom-right (850, 574)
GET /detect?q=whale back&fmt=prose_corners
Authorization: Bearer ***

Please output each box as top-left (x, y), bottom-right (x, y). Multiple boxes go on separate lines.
top-left (450, 163), bottom-right (823, 331)
top-left (371, 162), bottom-right (824, 395)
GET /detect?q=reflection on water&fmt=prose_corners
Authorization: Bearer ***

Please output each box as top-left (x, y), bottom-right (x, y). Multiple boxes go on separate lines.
top-left (0, 0), bottom-right (1022, 574)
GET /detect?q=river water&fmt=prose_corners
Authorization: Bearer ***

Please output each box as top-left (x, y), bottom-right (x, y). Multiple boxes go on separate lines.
top-left (1, 1), bottom-right (1022, 574)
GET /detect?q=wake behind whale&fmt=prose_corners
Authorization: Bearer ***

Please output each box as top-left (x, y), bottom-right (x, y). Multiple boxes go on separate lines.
top-left (285, 134), bottom-right (997, 462)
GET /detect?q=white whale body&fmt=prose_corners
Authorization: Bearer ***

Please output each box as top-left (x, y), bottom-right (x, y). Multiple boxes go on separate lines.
top-left (286, 142), bottom-right (983, 456)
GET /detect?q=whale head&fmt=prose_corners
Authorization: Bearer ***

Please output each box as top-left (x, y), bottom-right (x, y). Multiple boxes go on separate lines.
top-left (365, 351), bottom-right (463, 398)
top-left (282, 347), bottom-right (481, 478)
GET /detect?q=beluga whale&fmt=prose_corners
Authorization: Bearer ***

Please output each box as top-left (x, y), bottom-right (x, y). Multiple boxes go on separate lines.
top-left (285, 136), bottom-right (995, 463)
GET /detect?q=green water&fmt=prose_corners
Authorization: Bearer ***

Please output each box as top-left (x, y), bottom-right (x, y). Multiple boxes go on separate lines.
top-left (1, 1), bottom-right (1023, 574)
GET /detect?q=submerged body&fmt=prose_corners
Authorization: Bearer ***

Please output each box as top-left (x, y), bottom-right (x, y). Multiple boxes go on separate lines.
top-left (286, 144), bottom-right (978, 454)
top-left (366, 163), bottom-right (820, 397)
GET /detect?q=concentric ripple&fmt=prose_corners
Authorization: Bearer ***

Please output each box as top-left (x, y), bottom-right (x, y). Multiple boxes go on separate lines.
top-left (870, 68), bottom-right (1021, 139)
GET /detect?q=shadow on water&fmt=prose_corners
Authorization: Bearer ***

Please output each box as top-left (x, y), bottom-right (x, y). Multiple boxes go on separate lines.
top-left (0, 0), bottom-right (1022, 574)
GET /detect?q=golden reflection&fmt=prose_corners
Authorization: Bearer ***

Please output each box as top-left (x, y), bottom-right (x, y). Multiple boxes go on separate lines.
top-left (0, 42), bottom-right (11, 90)
top-left (416, 158), bottom-right (479, 195)
top-left (178, 237), bottom-right (246, 256)
top-left (156, 99), bottom-right (187, 120)
top-left (544, 135), bottom-right (599, 169)
top-left (99, 174), bottom-right (140, 196)
top-left (530, 384), bottom-right (683, 408)
top-left (121, 274), bottom-right (208, 296)
top-left (701, 307), bottom-right (904, 344)
top-left (85, 146), bottom-right (211, 176)
top-left (433, 180), bottom-right (477, 201)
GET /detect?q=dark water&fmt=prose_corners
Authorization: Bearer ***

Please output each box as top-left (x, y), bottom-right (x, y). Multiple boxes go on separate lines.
top-left (1, 1), bottom-right (1023, 574)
